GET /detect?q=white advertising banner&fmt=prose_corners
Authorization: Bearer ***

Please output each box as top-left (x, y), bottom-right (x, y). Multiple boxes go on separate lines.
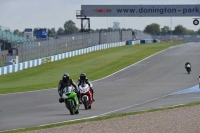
top-left (81, 5), bottom-right (200, 17)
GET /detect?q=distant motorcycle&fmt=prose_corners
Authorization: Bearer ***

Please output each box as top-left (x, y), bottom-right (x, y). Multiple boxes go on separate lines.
top-left (185, 64), bottom-right (191, 74)
top-left (79, 83), bottom-right (93, 110)
top-left (62, 86), bottom-right (79, 115)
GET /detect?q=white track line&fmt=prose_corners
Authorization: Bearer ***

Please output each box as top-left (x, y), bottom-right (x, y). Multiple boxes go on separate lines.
top-left (97, 93), bottom-right (171, 116)
top-left (92, 42), bottom-right (195, 82)
top-left (0, 88), bottom-right (56, 96)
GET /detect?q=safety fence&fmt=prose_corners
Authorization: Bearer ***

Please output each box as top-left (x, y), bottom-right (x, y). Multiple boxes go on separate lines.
top-left (152, 35), bottom-right (200, 42)
top-left (0, 50), bottom-right (7, 67)
top-left (1, 28), bottom-right (134, 63)
top-left (0, 40), bottom-right (141, 76)
top-left (133, 30), bottom-right (152, 40)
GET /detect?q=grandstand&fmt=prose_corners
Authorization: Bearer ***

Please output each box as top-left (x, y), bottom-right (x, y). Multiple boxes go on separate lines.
top-left (0, 26), bottom-right (36, 51)
top-left (0, 29), bottom-right (27, 44)
top-left (0, 26), bottom-right (37, 67)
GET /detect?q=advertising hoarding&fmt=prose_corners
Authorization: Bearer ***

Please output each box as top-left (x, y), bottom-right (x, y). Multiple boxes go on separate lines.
top-left (81, 5), bottom-right (200, 17)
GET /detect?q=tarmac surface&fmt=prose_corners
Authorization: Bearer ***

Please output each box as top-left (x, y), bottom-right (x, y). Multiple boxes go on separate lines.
top-left (0, 42), bottom-right (200, 132)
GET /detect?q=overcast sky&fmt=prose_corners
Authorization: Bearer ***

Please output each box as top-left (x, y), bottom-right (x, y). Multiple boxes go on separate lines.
top-left (0, 0), bottom-right (200, 32)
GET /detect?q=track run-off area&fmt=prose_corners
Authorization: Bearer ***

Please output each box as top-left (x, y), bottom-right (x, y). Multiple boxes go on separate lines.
top-left (0, 42), bottom-right (200, 132)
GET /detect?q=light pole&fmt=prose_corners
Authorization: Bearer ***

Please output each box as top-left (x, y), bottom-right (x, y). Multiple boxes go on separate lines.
top-left (170, 17), bottom-right (172, 36)
top-left (0, 42), bottom-right (2, 67)
top-left (16, 41), bottom-right (22, 62)
top-left (170, 17), bottom-right (173, 42)
top-left (104, 32), bottom-right (107, 44)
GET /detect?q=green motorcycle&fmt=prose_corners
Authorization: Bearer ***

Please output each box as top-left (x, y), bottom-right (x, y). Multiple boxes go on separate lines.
top-left (62, 86), bottom-right (79, 115)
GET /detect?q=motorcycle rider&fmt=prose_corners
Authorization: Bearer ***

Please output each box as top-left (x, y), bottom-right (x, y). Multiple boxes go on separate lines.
top-left (58, 73), bottom-right (82, 104)
top-left (77, 73), bottom-right (95, 101)
top-left (185, 62), bottom-right (191, 70)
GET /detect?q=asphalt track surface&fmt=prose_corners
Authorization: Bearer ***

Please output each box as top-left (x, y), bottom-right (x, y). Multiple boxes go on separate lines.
top-left (1, 42), bottom-right (200, 132)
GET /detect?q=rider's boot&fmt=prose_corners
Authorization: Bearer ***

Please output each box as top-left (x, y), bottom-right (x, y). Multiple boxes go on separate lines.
top-left (90, 87), bottom-right (95, 102)
top-left (92, 94), bottom-right (95, 102)
top-left (59, 97), bottom-right (64, 103)
top-left (77, 91), bottom-right (82, 104)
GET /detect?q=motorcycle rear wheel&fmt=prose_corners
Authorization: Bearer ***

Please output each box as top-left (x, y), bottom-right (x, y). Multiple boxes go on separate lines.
top-left (83, 97), bottom-right (88, 110)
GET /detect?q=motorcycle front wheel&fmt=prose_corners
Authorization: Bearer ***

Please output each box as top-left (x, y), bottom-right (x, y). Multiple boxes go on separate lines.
top-left (66, 100), bottom-right (75, 115)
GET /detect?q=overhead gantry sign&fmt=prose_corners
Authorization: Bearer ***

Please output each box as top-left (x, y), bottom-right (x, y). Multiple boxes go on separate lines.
top-left (77, 5), bottom-right (200, 31)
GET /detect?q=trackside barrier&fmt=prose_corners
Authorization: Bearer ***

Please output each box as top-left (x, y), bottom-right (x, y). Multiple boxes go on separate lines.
top-left (126, 40), bottom-right (141, 45)
top-left (132, 40), bottom-right (140, 45)
top-left (140, 39), bottom-right (161, 44)
top-left (140, 39), bottom-right (154, 44)
top-left (0, 41), bottom-right (141, 75)
top-left (199, 75), bottom-right (200, 89)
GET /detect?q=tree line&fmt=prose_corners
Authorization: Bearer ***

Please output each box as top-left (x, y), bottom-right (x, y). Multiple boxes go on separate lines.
top-left (13, 20), bottom-right (79, 37)
top-left (13, 20), bottom-right (122, 37)
top-left (12, 20), bottom-right (200, 37)
top-left (144, 23), bottom-right (200, 35)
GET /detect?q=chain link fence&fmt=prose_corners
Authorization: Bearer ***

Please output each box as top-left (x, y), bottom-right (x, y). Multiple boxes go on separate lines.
top-left (122, 30), bottom-right (133, 41)
top-left (0, 43), bottom-right (2, 67)
top-left (7, 30), bottom-right (134, 63)
top-left (152, 35), bottom-right (200, 42)
top-left (133, 29), bottom-right (152, 40)
top-left (0, 25), bottom-right (154, 63)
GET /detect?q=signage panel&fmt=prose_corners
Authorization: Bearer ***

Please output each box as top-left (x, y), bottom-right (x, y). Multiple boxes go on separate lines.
top-left (81, 5), bottom-right (200, 17)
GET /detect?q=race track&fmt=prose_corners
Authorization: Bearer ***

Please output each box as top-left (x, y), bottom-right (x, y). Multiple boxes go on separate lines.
top-left (1, 42), bottom-right (200, 132)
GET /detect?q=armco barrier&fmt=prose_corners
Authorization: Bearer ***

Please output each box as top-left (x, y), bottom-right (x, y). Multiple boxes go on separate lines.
top-left (132, 40), bottom-right (140, 45)
top-left (0, 41), bottom-right (143, 75)
top-left (126, 40), bottom-right (132, 45)
top-left (140, 39), bottom-right (153, 44)
top-left (126, 40), bottom-right (141, 45)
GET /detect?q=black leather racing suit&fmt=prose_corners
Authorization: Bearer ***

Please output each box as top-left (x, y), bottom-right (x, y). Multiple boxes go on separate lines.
top-left (185, 62), bottom-right (191, 69)
top-left (58, 79), bottom-right (80, 100)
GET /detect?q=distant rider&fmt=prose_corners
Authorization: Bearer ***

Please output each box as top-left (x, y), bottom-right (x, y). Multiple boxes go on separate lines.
top-left (185, 62), bottom-right (191, 70)
top-left (77, 73), bottom-right (95, 101)
top-left (58, 73), bottom-right (82, 104)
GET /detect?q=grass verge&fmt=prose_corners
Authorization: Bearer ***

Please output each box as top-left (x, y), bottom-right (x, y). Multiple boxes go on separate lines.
top-left (0, 42), bottom-right (182, 94)
top-left (2, 101), bottom-right (200, 133)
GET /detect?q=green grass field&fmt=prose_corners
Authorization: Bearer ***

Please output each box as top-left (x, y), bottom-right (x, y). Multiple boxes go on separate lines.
top-left (0, 42), bottom-right (182, 94)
